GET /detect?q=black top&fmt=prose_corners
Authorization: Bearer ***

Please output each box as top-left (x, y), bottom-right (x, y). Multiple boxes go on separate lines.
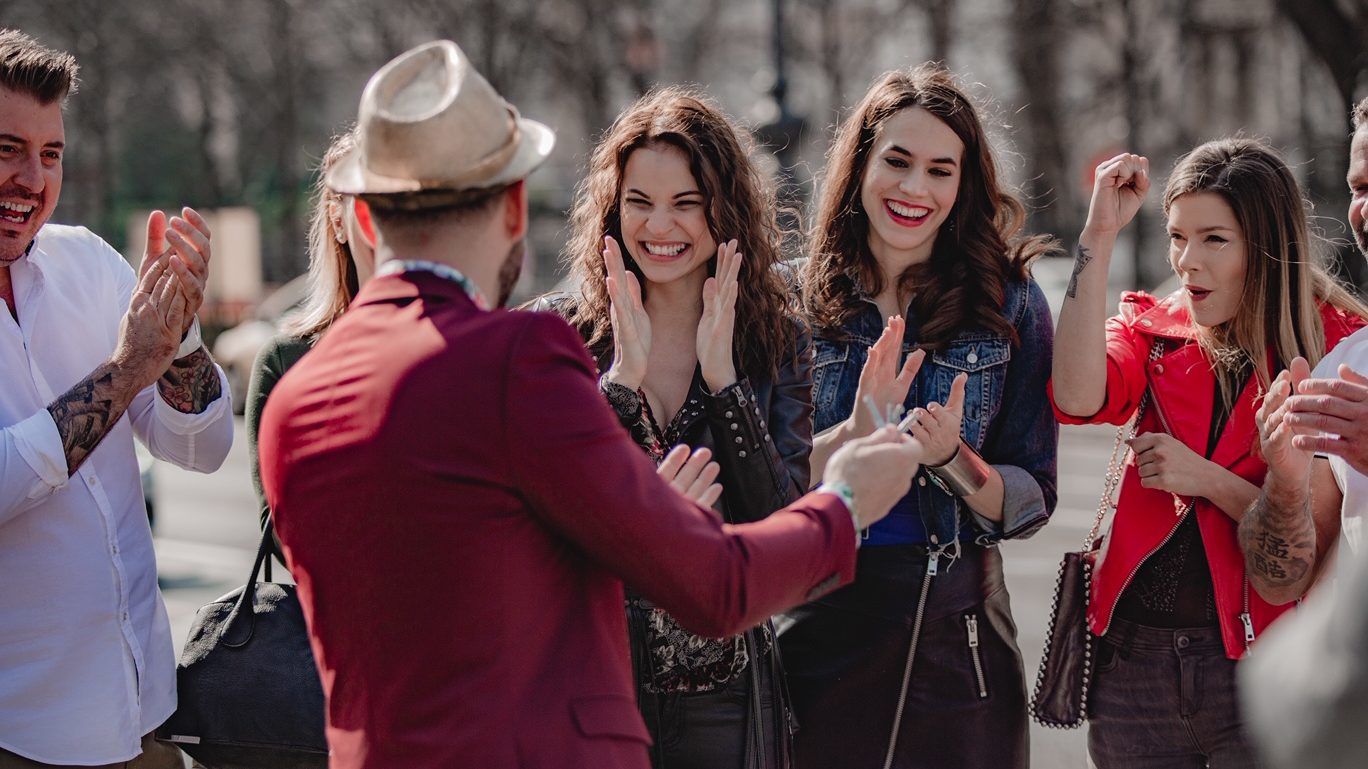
top-left (1115, 366), bottom-right (1248, 629)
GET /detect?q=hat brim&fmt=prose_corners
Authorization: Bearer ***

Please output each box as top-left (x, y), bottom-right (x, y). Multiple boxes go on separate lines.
top-left (326, 116), bottom-right (556, 197)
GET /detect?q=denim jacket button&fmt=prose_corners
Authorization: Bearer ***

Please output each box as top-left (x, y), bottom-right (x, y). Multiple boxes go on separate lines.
top-left (966, 352), bottom-right (978, 364)
top-left (918, 476), bottom-right (928, 487)
top-left (725, 411), bottom-right (734, 419)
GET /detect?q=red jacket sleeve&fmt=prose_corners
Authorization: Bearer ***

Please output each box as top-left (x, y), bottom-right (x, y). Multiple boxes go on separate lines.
top-left (501, 312), bottom-right (857, 638)
top-left (1049, 291), bottom-right (1156, 427)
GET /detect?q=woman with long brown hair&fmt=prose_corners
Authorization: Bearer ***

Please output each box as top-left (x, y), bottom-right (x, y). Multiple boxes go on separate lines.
top-left (530, 86), bottom-right (809, 769)
top-left (1052, 140), bottom-right (1367, 767)
top-left (782, 65), bottom-right (1057, 769)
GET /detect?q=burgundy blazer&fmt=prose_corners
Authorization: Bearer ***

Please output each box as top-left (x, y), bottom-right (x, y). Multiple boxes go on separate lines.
top-left (258, 271), bottom-right (857, 769)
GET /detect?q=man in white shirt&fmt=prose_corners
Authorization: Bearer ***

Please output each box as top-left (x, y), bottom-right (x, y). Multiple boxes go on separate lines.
top-left (0, 29), bottom-right (233, 768)
top-left (1238, 96), bottom-right (1368, 769)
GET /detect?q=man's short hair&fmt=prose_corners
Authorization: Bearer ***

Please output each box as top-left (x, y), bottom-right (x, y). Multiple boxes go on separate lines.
top-left (366, 183), bottom-right (512, 231)
top-left (0, 29), bottom-right (78, 104)
top-left (1354, 97), bottom-right (1368, 132)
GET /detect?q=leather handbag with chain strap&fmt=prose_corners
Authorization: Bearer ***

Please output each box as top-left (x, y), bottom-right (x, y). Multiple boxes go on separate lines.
top-left (1030, 340), bottom-right (1165, 728)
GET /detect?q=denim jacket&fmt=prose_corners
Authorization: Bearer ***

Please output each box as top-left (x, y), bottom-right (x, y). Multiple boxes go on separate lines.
top-left (809, 276), bottom-right (1058, 548)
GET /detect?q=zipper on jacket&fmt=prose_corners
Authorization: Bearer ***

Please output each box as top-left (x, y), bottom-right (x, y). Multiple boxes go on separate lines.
top-left (965, 614), bottom-right (988, 699)
top-left (882, 550), bottom-right (939, 769)
top-left (1099, 496), bottom-right (1195, 636)
top-left (1239, 577), bottom-right (1255, 651)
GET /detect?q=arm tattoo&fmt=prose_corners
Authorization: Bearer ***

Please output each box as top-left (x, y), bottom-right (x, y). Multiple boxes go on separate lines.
top-left (1066, 244), bottom-right (1093, 299)
top-left (157, 347), bottom-right (223, 414)
top-left (1239, 489), bottom-right (1317, 596)
top-left (46, 364), bottom-right (137, 475)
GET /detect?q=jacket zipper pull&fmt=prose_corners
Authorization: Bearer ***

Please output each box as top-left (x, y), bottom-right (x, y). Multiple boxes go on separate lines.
top-left (927, 551), bottom-right (940, 577)
top-left (1239, 612), bottom-right (1255, 648)
top-left (966, 615), bottom-right (979, 647)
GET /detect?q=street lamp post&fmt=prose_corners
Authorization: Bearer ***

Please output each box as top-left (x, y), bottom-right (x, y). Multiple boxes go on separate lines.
top-left (754, 0), bottom-right (807, 247)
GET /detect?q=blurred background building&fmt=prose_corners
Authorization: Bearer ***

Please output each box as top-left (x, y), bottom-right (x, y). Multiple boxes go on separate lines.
top-left (8, 0), bottom-right (1367, 325)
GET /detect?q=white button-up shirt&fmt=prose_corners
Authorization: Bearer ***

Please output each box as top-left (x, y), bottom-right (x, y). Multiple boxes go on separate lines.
top-left (0, 224), bottom-right (233, 764)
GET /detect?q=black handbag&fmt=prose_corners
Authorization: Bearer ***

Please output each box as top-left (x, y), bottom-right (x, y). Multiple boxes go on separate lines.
top-left (156, 521), bottom-right (328, 767)
top-left (1030, 341), bottom-right (1162, 728)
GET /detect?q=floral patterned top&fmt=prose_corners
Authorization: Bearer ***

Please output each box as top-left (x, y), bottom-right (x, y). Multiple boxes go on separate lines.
top-left (617, 373), bottom-right (770, 694)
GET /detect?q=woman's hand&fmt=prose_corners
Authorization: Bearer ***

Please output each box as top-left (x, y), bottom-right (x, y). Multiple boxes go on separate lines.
top-left (603, 236), bottom-right (651, 390)
top-left (698, 239), bottom-right (741, 393)
top-left (1084, 153), bottom-right (1150, 237)
top-left (903, 373), bottom-right (967, 466)
top-left (1129, 432), bottom-right (1218, 498)
top-left (657, 444), bottom-right (723, 508)
top-left (849, 316), bottom-right (925, 438)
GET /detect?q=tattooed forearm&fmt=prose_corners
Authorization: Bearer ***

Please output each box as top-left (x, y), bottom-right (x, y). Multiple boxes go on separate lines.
top-left (1239, 488), bottom-right (1317, 602)
top-left (157, 347), bottom-right (223, 414)
top-left (1066, 244), bottom-right (1093, 299)
top-left (46, 364), bottom-right (138, 475)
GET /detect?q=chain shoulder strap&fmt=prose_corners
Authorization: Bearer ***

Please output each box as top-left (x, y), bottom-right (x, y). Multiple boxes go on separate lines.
top-left (1083, 339), bottom-right (1166, 550)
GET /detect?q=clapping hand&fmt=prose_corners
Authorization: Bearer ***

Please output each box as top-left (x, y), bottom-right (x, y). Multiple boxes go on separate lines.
top-left (902, 373), bottom-right (967, 465)
top-left (145, 208), bottom-right (213, 337)
top-left (114, 237), bottom-right (191, 389)
top-left (850, 316), bottom-right (925, 439)
top-left (1085, 153), bottom-right (1150, 236)
top-left (658, 444), bottom-right (724, 508)
top-left (1284, 364), bottom-right (1368, 477)
top-left (698, 239), bottom-right (741, 393)
top-left (603, 236), bottom-right (651, 390)
top-left (1256, 358), bottom-right (1315, 488)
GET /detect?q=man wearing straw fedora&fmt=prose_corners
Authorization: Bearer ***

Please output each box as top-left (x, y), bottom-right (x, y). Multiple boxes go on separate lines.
top-left (258, 40), bottom-right (925, 768)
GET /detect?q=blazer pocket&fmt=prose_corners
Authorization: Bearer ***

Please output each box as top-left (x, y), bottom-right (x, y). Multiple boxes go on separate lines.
top-left (571, 694), bottom-right (653, 744)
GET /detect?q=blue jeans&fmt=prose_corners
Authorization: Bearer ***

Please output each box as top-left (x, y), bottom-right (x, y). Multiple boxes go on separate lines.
top-left (1088, 619), bottom-right (1260, 769)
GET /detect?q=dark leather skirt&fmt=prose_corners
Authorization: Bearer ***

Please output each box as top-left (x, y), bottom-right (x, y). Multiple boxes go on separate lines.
top-left (777, 542), bottom-right (1029, 769)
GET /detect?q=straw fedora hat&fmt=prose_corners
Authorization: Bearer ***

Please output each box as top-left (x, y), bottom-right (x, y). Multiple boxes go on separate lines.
top-left (327, 40), bottom-right (554, 200)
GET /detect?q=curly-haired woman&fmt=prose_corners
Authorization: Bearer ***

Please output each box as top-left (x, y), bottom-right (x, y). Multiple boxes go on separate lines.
top-left (528, 86), bottom-right (810, 769)
top-left (781, 65), bottom-right (1058, 769)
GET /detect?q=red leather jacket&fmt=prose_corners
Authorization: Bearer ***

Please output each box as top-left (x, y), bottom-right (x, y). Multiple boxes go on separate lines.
top-left (1050, 290), bottom-right (1365, 659)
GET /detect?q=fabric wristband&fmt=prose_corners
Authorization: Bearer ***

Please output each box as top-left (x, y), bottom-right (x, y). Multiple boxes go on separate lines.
top-left (175, 317), bottom-right (203, 359)
top-left (817, 480), bottom-right (862, 548)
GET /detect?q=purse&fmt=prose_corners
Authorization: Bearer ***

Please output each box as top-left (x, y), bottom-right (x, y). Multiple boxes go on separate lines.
top-left (156, 521), bottom-right (328, 767)
top-left (1029, 340), bottom-right (1162, 728)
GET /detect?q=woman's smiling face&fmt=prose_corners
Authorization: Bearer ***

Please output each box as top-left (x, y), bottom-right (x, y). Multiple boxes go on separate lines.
top-left (617, 143), bottom-right (716, 288)
top-left (859, 106), bottom-right (963, 268)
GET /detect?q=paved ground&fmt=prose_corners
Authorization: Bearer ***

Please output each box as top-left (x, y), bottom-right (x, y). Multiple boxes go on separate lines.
top-left (151, 414), bottom-right (1116, 766)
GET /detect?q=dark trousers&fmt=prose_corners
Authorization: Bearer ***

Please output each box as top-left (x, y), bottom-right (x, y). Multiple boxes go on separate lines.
top-left (637, 653), bottom-right (782, 769)
top-left (1088, 619), bottom-right (1260, 769)
top-left (779, 543), bottom-right (1029, 769)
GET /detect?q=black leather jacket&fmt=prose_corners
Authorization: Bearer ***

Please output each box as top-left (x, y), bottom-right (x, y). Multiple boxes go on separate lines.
top-left (526, 293), bottom-right (814, 524)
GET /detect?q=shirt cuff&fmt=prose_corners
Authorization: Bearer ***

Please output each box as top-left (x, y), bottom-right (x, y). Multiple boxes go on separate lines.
top-left (14, 409), bottom-right (69, 493)
top-left (153, 363), bottom-right (232, 434)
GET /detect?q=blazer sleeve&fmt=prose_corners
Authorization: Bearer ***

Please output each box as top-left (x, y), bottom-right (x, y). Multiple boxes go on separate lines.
top-left (502, 312), bottom-right (857, 639)
top-left (1049, 291), bottom-right (1154, 427)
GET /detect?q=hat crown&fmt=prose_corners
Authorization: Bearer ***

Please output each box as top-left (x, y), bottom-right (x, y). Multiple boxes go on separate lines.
top-left (359, 41), bottom-right (513, 186)
top-left (326, 38), bottom-right (554, 198)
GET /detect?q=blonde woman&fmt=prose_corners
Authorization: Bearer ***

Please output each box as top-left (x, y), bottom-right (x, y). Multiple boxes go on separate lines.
top-left (246, 129), bottom-right (374, 555)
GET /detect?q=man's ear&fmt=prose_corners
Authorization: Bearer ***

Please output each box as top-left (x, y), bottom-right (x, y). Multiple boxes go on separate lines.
top-left (503, 180), bottom-right (528, 241)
